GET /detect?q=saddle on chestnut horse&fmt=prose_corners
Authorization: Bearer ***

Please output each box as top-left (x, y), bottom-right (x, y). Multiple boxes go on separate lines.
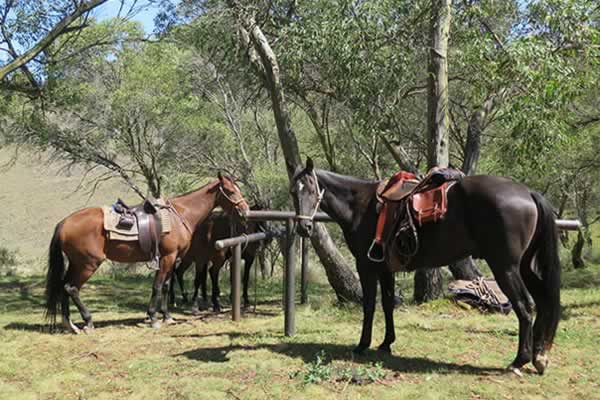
top-left (368, 167), bottom-right (464, 265)
top-left (102, 198), bottom-right (172, 266)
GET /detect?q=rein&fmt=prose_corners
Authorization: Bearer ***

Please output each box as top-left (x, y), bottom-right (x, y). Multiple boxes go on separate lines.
top-left (166, 200), bottom-right (193, 235)
top-left (296, 169), bottom-right (325, 222)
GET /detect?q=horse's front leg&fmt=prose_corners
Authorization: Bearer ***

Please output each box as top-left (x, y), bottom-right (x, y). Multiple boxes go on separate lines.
top-left (378, 268), bottom-right (396, 353)
top-left (353, 263), bottom-right (377, 355)
top-left (160, 272), bottom-right (175, 324)
top-left (147, 253), bottom-right (176, 329)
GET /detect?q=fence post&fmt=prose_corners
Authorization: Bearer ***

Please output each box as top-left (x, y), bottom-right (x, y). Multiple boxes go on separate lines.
top-left (284, 218), bottom-right (296, 336)
top-left (232, 242), bottom-right (242, 322)
top-left (300, 237), bottom-right (309, 304)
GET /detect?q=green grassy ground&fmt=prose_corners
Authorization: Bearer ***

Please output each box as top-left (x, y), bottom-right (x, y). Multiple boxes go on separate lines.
top-left (0, 264), bottom-right (598, 400)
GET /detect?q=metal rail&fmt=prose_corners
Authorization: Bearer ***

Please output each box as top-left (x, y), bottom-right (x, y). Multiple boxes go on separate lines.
top-left (213, 209), bottom-right (581, 333)
top-left (555, 219), bottom-right (582, 231)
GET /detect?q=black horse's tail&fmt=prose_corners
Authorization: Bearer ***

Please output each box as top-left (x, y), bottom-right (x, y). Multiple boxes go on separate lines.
top-left (530, 191), bottom-right (561, 349)
top-left (45, 222), bottom-right (65, 327)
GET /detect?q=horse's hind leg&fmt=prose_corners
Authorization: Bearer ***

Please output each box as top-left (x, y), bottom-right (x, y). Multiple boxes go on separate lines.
top-left (191, 262), bottom-right (208, 314)
top-left (210, 260), bottom-right (225, 313)
top-left (242, 254), bottom-right (255, 309)
top-left (520, 255), bottom-right (550, 374)
top-left (489, 262), bottom-right (534, 375)
top-left (64, 264), bottom-right (97, 333)
top-left (353, 263), bottom-right (377, 354)
top-left (60, 271), bottom-right (80, 334)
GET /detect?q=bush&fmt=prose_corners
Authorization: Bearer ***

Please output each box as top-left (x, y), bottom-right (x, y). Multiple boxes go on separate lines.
top-left (0, 246), bottom-right (18, 275)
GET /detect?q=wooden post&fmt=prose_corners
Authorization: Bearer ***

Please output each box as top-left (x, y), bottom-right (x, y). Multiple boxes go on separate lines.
top-left (284, 218), bottom-right (296, 336)
top-left (300, 237), bottom-right (309, 304)
top-left (232, 242), bottom-right (242, 322)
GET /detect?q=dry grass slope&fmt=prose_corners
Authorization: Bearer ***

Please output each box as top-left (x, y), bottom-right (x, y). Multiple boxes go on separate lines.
top-left (0, 149), bottom-right (135, 272)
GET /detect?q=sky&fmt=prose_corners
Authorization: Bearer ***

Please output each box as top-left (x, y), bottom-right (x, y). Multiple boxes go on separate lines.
top-left (95, 0), bottom-right (160, 34)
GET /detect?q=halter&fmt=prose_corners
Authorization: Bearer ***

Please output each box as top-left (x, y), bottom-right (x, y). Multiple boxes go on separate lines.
top-left (219, 184), bottom-right (246, 213)
top-left (296, 169), bottom-right (325, 222)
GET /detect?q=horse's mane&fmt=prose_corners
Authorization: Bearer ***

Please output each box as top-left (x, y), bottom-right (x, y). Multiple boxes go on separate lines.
top-left (171, 178), bottom-right (219, 199)
top-left (316, 169), bottom-right (379, 187)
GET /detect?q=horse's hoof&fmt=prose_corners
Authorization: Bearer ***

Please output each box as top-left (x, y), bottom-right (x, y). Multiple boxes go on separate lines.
top-left (191, 307), bottom-right (201, 316)
top-left (352, 345), bottom-right (368, 355)
top-left (151, 320), bottom-right (162, 329)
top-left (533, 354), bottom-right (549, 375)
top-left (83, 325), bottom-right (94, 334)
top-left (213, 306), bottom-right (221, 313)
top-left (377, 344), bottom-right (392, 354)
top-left (63, 319), bottom-right (81, 334)
top-left (163, 317), bottom-right (176, 325)
top-left (507, 365), bottom-right (523, 378)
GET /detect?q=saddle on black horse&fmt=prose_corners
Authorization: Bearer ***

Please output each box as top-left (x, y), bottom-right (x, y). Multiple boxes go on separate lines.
top-left (368, 167), bottom-right (465, 266)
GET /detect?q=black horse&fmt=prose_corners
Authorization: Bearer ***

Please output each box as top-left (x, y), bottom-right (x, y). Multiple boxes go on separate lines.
top-left (169, 207), bottom-right (268, 313)
top-left (290, 157), bottom-right (560, 376)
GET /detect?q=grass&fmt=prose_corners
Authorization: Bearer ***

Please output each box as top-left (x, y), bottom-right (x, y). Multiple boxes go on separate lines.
top-left (0, 264), bottom-right (599, 400)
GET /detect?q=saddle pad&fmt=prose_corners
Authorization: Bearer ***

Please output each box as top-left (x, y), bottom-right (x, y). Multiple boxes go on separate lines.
top-left (102, 206), bottom-right (172, 241)
top-left (448, 278), bottom-right (511, 314)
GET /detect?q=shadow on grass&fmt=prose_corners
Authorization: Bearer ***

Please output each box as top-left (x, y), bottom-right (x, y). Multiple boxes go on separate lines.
top-left (175, 337), bottom-right (505, 376)
top-left (3, 316), bottom-right (148, 334)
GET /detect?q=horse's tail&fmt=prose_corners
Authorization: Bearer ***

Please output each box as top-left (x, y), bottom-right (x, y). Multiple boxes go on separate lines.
top-left (530, 191), bottom-right (561, 349)
top-left (45, 222), bottom-right (65, 327)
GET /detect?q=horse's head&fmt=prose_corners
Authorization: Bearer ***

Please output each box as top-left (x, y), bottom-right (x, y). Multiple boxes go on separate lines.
top-left (290, 157), bottom-right (324, 238)
top-left (216, 172), bottom-right (249, 222)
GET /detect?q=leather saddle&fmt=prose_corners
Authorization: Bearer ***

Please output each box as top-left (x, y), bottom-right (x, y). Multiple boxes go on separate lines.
top-left (112, 198), bottom-right (163, 262)
top-left (368, 167), bottom-right (464, 263)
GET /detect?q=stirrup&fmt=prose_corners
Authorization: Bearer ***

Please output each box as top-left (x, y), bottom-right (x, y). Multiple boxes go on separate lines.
top-left (367, 240), bottom-right (385, 263)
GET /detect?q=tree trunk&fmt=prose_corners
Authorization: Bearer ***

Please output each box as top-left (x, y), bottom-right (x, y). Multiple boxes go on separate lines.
top-left (414, 0), bottom-right (452, 303)
top-left (414, 267), bottom-right (444, 303)
top-left (571, 230), bottom-right (586, 269)
top-left (446, 93), bottom-right (503, 280)
top-left (229, 2), bottom-right (362, 303)
top-left (448, 258), bottom-right (482, 280)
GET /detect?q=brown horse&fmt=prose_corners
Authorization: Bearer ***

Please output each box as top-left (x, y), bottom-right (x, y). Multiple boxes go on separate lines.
top-left (291, 158), bottom-right (561, 376)
top-left (45, 174), bottom-right (249, 333)
top-left (170, 205), bottom-right (269, 313)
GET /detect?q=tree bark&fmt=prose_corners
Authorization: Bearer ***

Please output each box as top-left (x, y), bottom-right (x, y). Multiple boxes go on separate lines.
top-left (414, 267), bottom-right (444, 303)
top-left (414, 0), bottom-right (452, 303)
top-left (229, 2), bottom-right (362, 303)
top-left (571, 230), bottom-right (586, 269)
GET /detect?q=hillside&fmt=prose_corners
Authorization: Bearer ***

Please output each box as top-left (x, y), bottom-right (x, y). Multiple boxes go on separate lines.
top-left (0, 148), bottom-right (134, 272)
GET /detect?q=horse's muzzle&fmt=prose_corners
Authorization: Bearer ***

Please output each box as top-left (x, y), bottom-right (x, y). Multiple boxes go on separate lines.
top-left (296, 220), bottom-right (313, 237)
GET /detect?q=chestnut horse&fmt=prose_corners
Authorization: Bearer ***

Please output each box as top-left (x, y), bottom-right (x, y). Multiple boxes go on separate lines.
top-left (45, 174), bottom-right (249, 333)
top-left (170, 205), bottom-right (269, 313)
top-left (291, 158), bottom-right (560, 376)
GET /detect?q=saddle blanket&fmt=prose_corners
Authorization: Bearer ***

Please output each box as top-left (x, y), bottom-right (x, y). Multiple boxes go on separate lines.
top-left (102, 206), bottom-right (172, 241)
top-left (448, 278), bottom-right (512, 314)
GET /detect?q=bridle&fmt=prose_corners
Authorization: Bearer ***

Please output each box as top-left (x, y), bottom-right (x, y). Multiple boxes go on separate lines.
top-left (296, 169), bottom-right (325, 222)
top-left (218, 184), bottom-right (246, 214)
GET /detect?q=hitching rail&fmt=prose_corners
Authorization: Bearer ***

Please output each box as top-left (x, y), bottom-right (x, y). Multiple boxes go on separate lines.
top-left (213, 210), bottom-right (581, 336)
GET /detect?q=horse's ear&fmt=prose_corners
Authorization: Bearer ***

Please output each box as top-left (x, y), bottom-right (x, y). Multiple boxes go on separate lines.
top-left (306, 156), bottom-right (314, 172)
top-left (217, 171), bottom-right (224, 183)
